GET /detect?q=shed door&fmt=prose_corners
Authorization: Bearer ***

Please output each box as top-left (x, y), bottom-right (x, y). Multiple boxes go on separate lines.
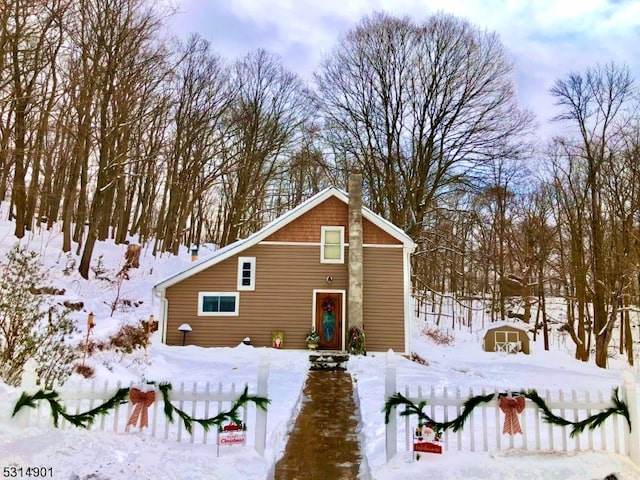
top-left (315, 292), bottom-right (342, 350)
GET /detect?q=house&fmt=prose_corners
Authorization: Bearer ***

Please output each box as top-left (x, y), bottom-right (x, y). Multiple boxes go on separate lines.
top-left (153, 175), bottom-right (416, 354)
top-left (483, 323), bottom-right (530, 354)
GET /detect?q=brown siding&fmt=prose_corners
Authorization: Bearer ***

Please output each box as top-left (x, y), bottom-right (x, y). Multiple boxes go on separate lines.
top-left (165, 244), bottom-right (349, 348)
top-left (164, 244), bottom-right (407, 352)
top-left (264, 196), bottom-right (401, 245)
top-left (362, 248), bottom-right (405, 352)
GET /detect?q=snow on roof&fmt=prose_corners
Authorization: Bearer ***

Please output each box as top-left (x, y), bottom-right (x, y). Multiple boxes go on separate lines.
top-left (481, 320), bottom-right (532, 335)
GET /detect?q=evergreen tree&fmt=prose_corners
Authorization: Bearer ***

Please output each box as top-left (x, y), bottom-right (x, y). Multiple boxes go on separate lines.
top-left (0, 244), bottom-right (79, 387)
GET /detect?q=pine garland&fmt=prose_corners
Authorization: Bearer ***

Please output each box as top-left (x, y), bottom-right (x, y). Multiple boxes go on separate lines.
top-left (383, 391), bottom-right (495, 432)
top-left (12, 387), bottom-right (130, 428)
top-left (383, 388), bottom-right (631, 436)
top-left (12, 383), bottom-right (270, 434)
top-left (158, 383), bottom-right (270, 434)
top-left (523, 387), bottom-right (630, 437)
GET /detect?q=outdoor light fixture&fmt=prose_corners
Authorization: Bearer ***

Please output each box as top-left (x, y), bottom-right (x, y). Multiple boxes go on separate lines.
top-left (326, 275), bottom-right (333, 284)
top-left (82, 312), bottom-right (96, 366)
top-left (87, 312), bottom-right (95, 329)
top-left (145, 315), bottom-right (156, 358)
top-left (178, 323), bottom-right (192, 346)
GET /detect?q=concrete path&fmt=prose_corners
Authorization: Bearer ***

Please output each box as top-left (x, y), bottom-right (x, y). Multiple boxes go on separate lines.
top-left (273, 370), bottom-right (366, 479)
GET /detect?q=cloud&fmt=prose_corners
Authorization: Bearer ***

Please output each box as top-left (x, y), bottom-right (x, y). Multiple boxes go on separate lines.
top-left (169, 0), bottom-right (640, 138)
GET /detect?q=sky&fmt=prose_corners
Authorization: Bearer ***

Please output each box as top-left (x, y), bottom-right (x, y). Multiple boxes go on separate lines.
top-left (167, 0), bottom-right (640, 139)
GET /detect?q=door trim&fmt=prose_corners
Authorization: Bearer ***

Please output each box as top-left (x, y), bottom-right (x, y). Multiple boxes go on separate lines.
top-left (312, 289), bottom-right (346, 351)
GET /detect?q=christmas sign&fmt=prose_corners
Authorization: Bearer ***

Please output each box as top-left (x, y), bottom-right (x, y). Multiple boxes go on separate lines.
top-left (413, 423), bottom-right (443, 455)
top-left (414, 441), bottom-right (443, 454)
top-left (218, 422), bottom-right (247, 445)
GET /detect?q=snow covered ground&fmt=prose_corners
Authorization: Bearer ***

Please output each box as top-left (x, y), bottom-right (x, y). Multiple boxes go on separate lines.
top-left (1, 212), bottom-right (640, 479)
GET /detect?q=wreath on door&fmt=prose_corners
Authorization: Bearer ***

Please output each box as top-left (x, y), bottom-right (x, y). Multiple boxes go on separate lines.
top-left (322, 297), bottom-right (335, 312)
top-left (322, 296), bottom-right (335, 340)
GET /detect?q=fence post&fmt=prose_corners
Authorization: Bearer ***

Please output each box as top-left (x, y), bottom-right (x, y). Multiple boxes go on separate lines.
top-left (622, 371), bottom-right (640, 466)
top-left (254, 349), bottom-right (269, 456)
top-left (15, 359), bottom-right (39, 427)
top-left (385, 349), bottom-right (397, 461)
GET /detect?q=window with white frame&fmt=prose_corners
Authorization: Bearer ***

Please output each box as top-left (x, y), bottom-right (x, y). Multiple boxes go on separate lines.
top-left (237, 257), bottom-right (256, 290)
top-left (321, 226), bottom-right (344, 263)
top-left (198, 292), bottom-right (239, 316)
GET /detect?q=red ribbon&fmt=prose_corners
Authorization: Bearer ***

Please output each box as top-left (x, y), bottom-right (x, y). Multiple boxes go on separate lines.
top-left (499, 395), bottom-right (525, 435)
top-left (126, 388), bottom-right (155, 429)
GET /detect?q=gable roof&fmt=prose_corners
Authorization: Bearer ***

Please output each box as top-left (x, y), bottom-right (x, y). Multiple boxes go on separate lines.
top-left (154, 187), bottom-right (416, 291)
top-left (483, 323), bottom-right (530, 337)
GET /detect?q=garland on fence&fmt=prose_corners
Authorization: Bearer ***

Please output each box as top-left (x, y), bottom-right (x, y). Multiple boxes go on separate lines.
top-left (523, 388), bottom-right (630, 437)
top-left (383, 388), bottom-right (630, 437)
top-left (158, 383), bottom-right (270, 434)
top-left (12, 383), bottom-right (270, 434)
top-left (12, 388), bottom-right (130, 428)
top-left (383, 391), bottom-right (494, 433)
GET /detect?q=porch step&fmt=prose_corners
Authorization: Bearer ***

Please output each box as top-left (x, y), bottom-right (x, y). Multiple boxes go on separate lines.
top-left (308, 352), bottom-right (350, 371)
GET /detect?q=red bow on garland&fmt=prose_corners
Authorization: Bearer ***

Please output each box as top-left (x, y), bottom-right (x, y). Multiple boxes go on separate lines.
top-left (499, 395), bottom-right (525, 435)
top-left (127, 388), bottom-right (156, 430)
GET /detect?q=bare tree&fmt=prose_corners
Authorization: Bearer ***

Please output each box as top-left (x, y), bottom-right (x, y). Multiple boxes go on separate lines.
top-left (76, 0), bottom-right (170, 278)
top-left (154, 34), bottom-right (235, 255)
top-left (551, 62), bottom-right (637, 367)
top-left (548, 139), bottom-right (592, 361)
top-left (217, 49), bottom-right (312, 246)
top-left (315, 12), bottom-right (532, 236)
top-left (601, 124), bottom-right (640, 365)
top-left (2, 0), bottom-right (68, 238)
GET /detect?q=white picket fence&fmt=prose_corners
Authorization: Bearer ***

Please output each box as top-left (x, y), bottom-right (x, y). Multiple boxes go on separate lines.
top-left (384, 352), bottom-right (640, 465)
top-left (11, 354), bottom-right (270, 456)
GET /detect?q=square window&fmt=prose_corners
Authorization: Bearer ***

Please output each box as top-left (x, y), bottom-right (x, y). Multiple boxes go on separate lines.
top-left (324, 245), bottom-right (341, 260)
top-left (324, 230), bottom-right (341, 245)
top-left (219, 296), bottom-right (236, 312)
top-left (202, 296), bottom-right (219, 312)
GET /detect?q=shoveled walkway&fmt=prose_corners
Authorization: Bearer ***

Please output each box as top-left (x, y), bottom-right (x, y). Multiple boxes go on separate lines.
top-left (273, 369), bottom-right (366, 479)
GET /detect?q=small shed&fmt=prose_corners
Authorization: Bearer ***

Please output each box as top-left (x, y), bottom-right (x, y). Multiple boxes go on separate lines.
top-left (483, 324), bottom-right (530, 354)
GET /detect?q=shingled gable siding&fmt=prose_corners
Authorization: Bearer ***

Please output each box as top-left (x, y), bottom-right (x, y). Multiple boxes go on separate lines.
top-left (263, 195), bottom-right (401, 245)
top-left (164, 243), bottom-right (406, 352)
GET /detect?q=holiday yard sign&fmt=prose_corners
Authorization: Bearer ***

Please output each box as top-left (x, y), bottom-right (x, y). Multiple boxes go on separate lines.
top-left (413, 423), bottom-right (443, 454)
top-left (218, 422), bottom-right (247, 445)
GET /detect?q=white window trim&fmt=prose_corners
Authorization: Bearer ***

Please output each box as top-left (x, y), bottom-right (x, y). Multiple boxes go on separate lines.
top-left (320, 226), bottom-right (345, 264)
top-left (198, 292), bottom-right (240, 316)
top-left (237, 256), bottom-right (256, 291)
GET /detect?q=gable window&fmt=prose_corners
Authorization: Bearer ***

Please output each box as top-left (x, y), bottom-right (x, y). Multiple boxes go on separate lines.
top-left (198, 292), bottom-right (239, 316)
top-left (321, 226), bottom-right (344, 263)
top-left (237, 257), bottom-right (256, 290)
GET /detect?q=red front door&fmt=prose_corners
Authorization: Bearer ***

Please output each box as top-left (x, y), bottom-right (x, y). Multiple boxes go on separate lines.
top-left (315, 292), bottom-right (342, 350)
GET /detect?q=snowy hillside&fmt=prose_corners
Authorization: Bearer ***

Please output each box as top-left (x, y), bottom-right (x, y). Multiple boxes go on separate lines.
top-left (1, 209), bottom-right (640, 480)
